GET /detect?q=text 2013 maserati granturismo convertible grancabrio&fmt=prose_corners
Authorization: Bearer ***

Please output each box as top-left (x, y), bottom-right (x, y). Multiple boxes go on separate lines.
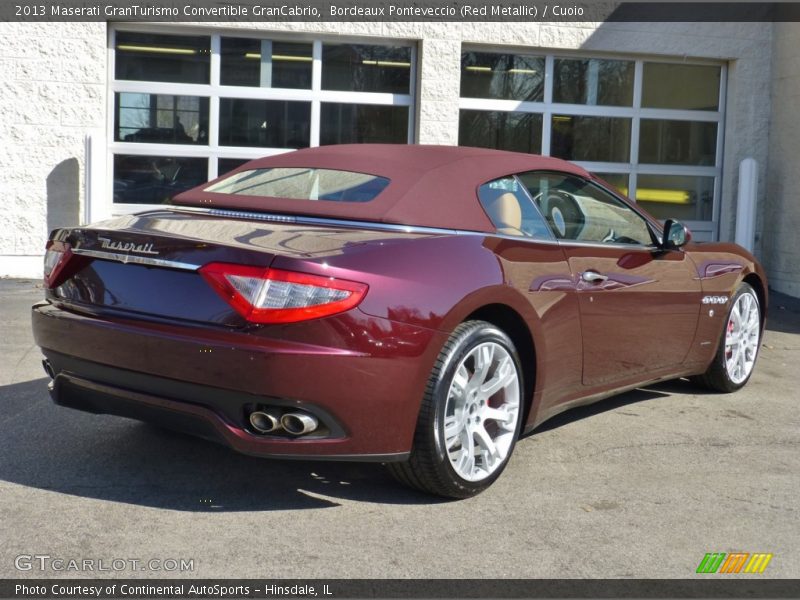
top-left (32, 145), bottom-right (766, 498)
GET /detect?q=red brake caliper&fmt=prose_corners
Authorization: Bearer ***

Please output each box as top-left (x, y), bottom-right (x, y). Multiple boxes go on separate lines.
top-left (726, 318), bottom-right (735, 358)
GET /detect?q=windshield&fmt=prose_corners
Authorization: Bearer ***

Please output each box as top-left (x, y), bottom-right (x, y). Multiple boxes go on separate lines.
top-left (204, 167), bottom-right (390, 203)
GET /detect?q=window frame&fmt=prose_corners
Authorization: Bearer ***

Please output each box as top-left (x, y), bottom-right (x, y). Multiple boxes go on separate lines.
top-left (458, 47), bottom-right (727, 241)
top-left (106, 25), bottom-right (417, 215)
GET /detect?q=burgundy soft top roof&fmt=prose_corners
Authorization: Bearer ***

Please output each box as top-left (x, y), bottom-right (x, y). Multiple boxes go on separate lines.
top-left (173, 144), bottom-right (590, 232)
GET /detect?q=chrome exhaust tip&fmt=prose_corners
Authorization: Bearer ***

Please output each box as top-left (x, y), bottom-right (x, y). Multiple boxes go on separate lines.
top-left (280, 412), bottom-right (319, 435)
top-left (42, 360), bottom-right (54, 379)
top-left (249, 410), bottom-right (281, 434)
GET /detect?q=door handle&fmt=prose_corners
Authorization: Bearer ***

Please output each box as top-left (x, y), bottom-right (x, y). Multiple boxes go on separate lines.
top-left (581, 270), bottom-right (608, 284)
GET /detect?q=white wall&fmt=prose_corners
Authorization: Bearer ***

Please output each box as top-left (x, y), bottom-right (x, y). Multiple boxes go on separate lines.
top-left (0, 21), bottom-right (774, 280)
top-left (0, 22), bottom-right (106, 276)
top-left (764, 23), bottom-right (800, 298)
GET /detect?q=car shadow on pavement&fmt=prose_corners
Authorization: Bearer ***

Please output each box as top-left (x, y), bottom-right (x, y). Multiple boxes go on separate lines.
top-left (527, 375), bottom-right (747, 440)
top-left (526, 385), bottom-right (674, 436)
top-left (0, 378), bottom-right (443, 511)
top-left (0, 374), bottom-right (758, 511)
top-left (765, 290), bottom-right (800, 335)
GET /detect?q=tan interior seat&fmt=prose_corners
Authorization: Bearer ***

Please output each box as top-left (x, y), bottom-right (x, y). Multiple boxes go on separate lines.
top-left (485, 192), bottom-right (524, 236)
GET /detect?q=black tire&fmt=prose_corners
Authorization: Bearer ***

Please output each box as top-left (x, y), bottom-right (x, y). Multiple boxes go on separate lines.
top-left (388, 320), bottom-right (524, 498)
top-left (692, 282), bottom-right (761, 393)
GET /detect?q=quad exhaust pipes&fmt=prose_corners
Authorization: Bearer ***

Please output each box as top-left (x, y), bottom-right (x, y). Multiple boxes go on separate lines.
top-left (42, 359), bottom-right (55, 379)
top-left (280, 412), bottom-right (319, 435)
top-left (248, 408), bottom-right (319, 436)
top-left (248, 409), bottom-right (282, 434)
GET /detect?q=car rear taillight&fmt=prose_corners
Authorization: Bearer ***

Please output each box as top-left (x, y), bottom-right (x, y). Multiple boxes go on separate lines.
top-left (43, 241), bottom-right (72, 289)
top-left (199, 262), bottom-right (368, 324)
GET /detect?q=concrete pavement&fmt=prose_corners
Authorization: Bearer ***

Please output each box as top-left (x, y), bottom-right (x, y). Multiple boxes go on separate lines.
top-left (0, 278), bottom-right (798, 578)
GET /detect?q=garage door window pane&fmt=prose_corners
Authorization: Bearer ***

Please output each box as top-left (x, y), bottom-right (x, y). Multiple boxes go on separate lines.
top-left (115, 32), bottom-right (210, 84)
top-left (221, 38), bottom-right (312, 89)
top-left (636, 174), bottom-right (715, 221)
top-left (459, 110), bottom-right (542, 154)
top-left (640, 119), bottom-right (717, 166)
top-left (593, 173), bottom-right (630, 196)
top-left (322, 44), bottom-right (411, 93)
top-left (642, 63), bottom-right (721, 111)
top-left (320, 104), bottom-right (408, 144)
top-left (553, 58), bottom-right (634, 106)
top-left (113, 155), bottom-right (208, 205)
top-left (551, 115), bottom-right (631, 162)
top-left (115, 93), bottom-right (208, 145)
top-left (219, 99), bottom-right (311, 149)
top-left (218, 158), bottom-right (252, 176)
top-left (461, 52), bottom-right (544, 101)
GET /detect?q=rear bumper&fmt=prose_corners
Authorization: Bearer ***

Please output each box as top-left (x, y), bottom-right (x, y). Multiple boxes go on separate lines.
top-left (33, 301), bottom-right (446, 460)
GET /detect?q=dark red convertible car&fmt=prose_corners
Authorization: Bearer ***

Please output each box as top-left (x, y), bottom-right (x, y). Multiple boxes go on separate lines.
top-left (32, 145), bottom-right (766, 498)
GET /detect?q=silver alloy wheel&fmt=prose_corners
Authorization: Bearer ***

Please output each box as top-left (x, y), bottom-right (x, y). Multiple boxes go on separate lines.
top-left (443, 341), bottom-right (520, 482)
top-left (724, 291), bottom-right (760, 384)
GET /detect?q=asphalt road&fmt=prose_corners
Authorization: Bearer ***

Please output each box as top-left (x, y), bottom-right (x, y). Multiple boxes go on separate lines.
top-left (0, 278), bottom-right (798, 579)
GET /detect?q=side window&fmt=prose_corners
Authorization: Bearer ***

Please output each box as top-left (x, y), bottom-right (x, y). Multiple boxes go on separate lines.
top-left (478, 177), bottom-right (553, 239)
top-left (519, 172), bottom-right (654, 245)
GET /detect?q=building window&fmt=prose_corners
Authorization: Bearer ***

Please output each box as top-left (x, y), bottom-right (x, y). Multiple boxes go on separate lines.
top-left (218, 99), bottom-right (311, 149)
top-left (461, 52), bottom-right (545, 101)
top-left (220, 39), bottom-right (312, 89)
top-left (551, 115), bottom-right (632, 163)
top-left (459, 110), bottom-right (543, 154)
top-left (115, 93), bottom-right (209, 144)
top-left (115, 32), bottom-right (211, 84)
top-left (458, 49), bottom-right (725, 239)
top-left (641, 63), bottom-right (721, 111)
top-left (320, 104), bottom-right (409, 145)
top-left (322, 44), bottom-right (412, 93)
top-left (553, 58), bottom-right (634, 107)
top-left (113, 155), bottom-right (208, 205)
top-left (110, 29), bottom-right (416, 207)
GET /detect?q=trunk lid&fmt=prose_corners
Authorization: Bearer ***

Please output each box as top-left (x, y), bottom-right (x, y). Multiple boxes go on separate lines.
top-left (48, 208), bottom-right (414, 326)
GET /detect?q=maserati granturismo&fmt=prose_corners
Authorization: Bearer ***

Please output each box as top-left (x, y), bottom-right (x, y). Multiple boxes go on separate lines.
top-left (32, 145), bottom-right (766, 497)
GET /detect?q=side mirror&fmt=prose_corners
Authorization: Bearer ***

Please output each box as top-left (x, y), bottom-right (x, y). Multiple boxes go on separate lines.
top-left (662, 219), bottom-right (692, 250)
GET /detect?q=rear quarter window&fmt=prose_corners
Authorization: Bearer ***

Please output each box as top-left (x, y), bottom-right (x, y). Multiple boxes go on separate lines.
top-left (478, 176), bottom-right (553, 239)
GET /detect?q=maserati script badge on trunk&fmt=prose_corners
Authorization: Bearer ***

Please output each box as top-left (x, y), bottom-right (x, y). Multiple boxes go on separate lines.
top-left (98, 236), bottom-right (159, 255)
